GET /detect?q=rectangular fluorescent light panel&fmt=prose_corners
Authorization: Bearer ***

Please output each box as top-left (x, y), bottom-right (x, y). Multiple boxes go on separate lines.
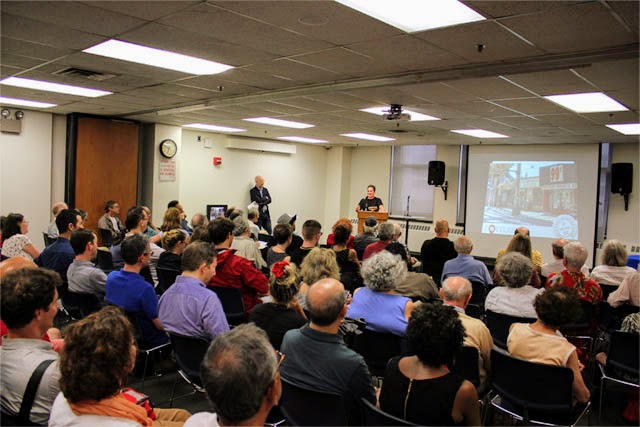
top-left (544, 92), bottom-right (628, 113)
top-left (0, 97), bottom-right (56, 108)
top-left (0, 77), bottom-right (112, 98)
top-left (183, 123), bottom-right (246, 132)
top-left (277, 136), bottom-right (328, 144)
top-left (84, 39), bottom-right (233, 75)
top-left (340, 132), bottom-right (395, 142)
top-left (335, 0), bottom-right (485, 33)
top-left (606, 123), bottom-right (640, 135)
top-left (360, 107), bottom-right (440, 121)
top-left (452, 129), bottom-right (508, 138)
top-left (243, 117), bottom-right (314, 129)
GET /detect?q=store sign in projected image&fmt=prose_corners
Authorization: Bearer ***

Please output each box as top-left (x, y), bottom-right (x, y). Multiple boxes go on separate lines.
top-left (482, 161), bottom-right (578, 239)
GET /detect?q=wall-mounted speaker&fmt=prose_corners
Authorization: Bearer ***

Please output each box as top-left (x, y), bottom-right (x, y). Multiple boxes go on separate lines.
top-left (611, 163), bottom-right (632, 194)
top-left (428, 161), bottom-right (445, 186)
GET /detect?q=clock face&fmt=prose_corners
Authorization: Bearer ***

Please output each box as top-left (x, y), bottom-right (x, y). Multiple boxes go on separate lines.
top-left (160, 139), bottom-right (177, 158)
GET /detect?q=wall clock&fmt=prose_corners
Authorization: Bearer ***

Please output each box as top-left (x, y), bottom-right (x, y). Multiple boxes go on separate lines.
top-left (160, 138), bottom-right (177, 158)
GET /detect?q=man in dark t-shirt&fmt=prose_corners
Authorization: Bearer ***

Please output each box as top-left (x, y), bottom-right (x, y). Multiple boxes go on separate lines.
top-left (355, 185), bottom-right (385, 213)
top-left (420, 219), bottom-right (457, 287)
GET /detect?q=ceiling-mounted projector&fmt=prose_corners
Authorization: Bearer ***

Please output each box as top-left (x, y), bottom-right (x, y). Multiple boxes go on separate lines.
top-left (382, 104), bottom-right (411, 121)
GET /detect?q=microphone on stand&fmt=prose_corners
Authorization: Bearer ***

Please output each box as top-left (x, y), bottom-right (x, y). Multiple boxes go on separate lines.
top-left (406, 195), bottom-right (410, 217)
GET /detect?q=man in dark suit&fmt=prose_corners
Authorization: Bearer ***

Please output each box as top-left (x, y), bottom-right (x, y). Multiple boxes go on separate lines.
top-left (250, 175), bottom-right (272, 234)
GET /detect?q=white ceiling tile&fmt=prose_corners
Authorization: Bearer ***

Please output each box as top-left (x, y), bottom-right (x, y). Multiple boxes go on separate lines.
top-left (1, 14), bottom-right (104, 50)
top-left (243, 59), bottom-right (343, 84)
top-left (502, 69), bottom-right (598, 96)
top-left (1, 37), bottom-right (74, 61)
top-left (85, 1), bottom-right (200, 21)
top-left (491, 97), bottom-right (570, 115)
top-left (443, 77), bottom-right (533, 100)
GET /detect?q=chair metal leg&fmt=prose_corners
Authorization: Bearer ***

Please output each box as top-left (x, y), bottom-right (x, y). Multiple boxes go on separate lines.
top-left (169, 372), bottom-right (179, 408)
top-left (139, 352), bottom-right (150, 391)
top-left (599, 376), bottom-right (605, 424)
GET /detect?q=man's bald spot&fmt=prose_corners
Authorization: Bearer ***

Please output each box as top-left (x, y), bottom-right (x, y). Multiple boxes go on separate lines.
top-left (435, 219), bottom-right (449, 234)
top-left (441, 276), bottom-right (472, 302)
top-left (308, 278), bottom-right (344, 306)
top-left (0, 257), bottom-right (37, 280)
top-left (516, 226), bottom-right (530, 236)
top-left (52, 202), bottom-right (68, 215)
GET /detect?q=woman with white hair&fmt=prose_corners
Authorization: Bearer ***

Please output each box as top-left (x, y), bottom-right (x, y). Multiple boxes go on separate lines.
top-left (346, 251), bottom-right (418, 336)
top-left (230, 216), bottom-right (267, 271)
top-left (485, 252), bottom-right (543, 318)
top-left (590, 240), bottom-right (636, 286)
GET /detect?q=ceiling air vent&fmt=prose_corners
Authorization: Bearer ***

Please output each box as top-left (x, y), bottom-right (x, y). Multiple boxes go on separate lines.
top-left (53, 67), bottom-right (116, 82)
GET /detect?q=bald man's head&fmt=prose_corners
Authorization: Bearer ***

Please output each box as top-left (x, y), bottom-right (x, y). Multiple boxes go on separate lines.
top-left (440, 276), bottom-right (472, 308)
top-left (0, 257), bottom-right (37, 280)
top-left (515, 227), bottom-right (530, 236)
top-left (551, 238), bottom-right (569, 259)
top-left (307, 278), bottom-right (346, 326)
top-left (435, 219), bottom-right (449, 236)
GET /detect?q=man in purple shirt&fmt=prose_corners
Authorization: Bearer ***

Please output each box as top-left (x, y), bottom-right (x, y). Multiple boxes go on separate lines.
top-left (158, 242), bottom-right (229, 341)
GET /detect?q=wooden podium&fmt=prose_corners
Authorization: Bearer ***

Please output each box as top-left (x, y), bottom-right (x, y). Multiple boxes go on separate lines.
top-left (357, 211), bottom-right (389, 234)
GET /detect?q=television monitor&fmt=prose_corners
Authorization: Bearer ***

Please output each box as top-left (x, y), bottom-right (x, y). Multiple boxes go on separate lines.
top-left (207, 204), bottom-right (228, 221)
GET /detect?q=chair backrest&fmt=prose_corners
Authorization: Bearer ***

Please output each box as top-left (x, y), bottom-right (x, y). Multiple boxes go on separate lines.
top-left (469, 281), bottom-right (487, 306)
top-left (168, 333), bottom-right (210, 384)
top-left (606, 330), bottom-right (640, 378)
top-left (156, 268), bottom-right (180, 295)
top-left (209, 286), bottom-right (246, 325)
top-left (451, 346), bottom-right (480, 387)
top-left (485, 310), bottom-right (536, 349)
top-left (352, 328), bottom-right (405, 376)
top-left (63, 292), bottom-right (102, 318)
top-left (42, 232), bottom-right (56, 247)
top-left (96, 248), bottom-right (114, 271)
top-left (491, 349), bottom-right (574, 418)
top-left (599, 283), bottom-right (618, 300)
top-left (279, 380), bottom-right (347, 426)
top-left (559, 299), bottom-right (594, 334)
top-left (360, 397), bottom-right (417, 426)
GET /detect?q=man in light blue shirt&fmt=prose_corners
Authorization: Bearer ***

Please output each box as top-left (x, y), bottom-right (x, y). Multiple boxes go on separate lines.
top-left (158, 242), bottom-right (229, 341)
top-left (441, 236), bottom-right (493, 286)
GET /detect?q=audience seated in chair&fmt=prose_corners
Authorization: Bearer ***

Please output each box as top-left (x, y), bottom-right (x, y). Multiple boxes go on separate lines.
top-left (492, 233), bottom-right (541, 288)
top-left (331, 220), bottom-right (363, 292)
top-left (250, 261), bottom-right (307, 350)
top-left (354, 216), bottom-right (379, 262)
top-left (35, 209), bottom-right (83, 286)
top-left (49, 307), bottom-right (191, 427)
top-left (420, 218), bottom-right (457, 287)
top-left (158, 229), bottom-right (187, 272)
top-left (97, 200), bottom-right (125, 247)
top-left (379, 302), bottom-right (480, 426)
top-left (159, 242), bottom-right (229, 342)
top-left (289, 219), bottom-right (322, 266)
top-left (1, 267), bottom-right (62, 425)
top-left (280, 278), bottom-right (376, 416)
top-left (507, 286), bottom-right (590, 404)
top-left (442, 236), bottom-right (493, 287)
top-left (347, 251), bottom-right (417, 337)
top-left (47, 201), bottom-right (68, 239)
top-left (441, 276), bottom-right (493, 393)
top-left (385, 242), bottom-right (438, 300)
top-left (363, 222), bottom-right (394, 260)
top-left (486, 252), bottom-right (543, 319)
top-left (546, 241), bottom-right (602, 305)
top-left (183, 324), bottom-right (282, 427)
top-left (105, 234), bottom-right (168, 349)
top-left (607, 271), bottom-right (640, 308)
top-left (541, 238), bottom-right (590, 278)
top-left (266, 223), bottom-right (292, 268)
top-left (1, 213), bottom-right (40, 261)
top-left (590, 239), bottom-right (636, 286)
top-left (230, 217), bottom-right (267, 271)
top-left (496, 226), bottom-right (544, 272)
top-left (296, 247), bottom-right (340, 309)
top-left (67, 228), bottom-right (107, 299)
top-left (205, 217), bottom-right (269, 315)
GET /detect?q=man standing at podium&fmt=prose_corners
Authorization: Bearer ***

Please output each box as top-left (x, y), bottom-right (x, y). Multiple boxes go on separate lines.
top-left (250, 175), bottom-right (272, 234)
top-left (355, 185), bottom-right (385, 213)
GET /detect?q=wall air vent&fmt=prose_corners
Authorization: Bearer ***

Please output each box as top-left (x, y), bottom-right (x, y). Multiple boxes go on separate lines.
top-left (53, 67), bottom-right (116, 82)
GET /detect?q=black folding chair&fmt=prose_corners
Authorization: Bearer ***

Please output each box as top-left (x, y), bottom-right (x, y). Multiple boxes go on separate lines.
top-left (489, 349), bottom-right (591, 426)
top-left (210, 286), bottom-right (246, 326)
top-left (360, 397), bottom-right (418, 426)
top-left (95, 248), bottom-right (115, 272)
top-left (451, 346), bottom-right (480, 388)
top-left (42, 232), bottom-right (56, 247)
top-left (598, 330), bottom-right (639, 423)
top-left (352, 328), bottom-right (405, 381)
top-left (156, 267), bottom-right (180, 295)
top-left (168, 333), bottom-right (210, 406)
top-left (278, 380), bottom-right (348, 426)
top-left (62, 291), bottom-right (102, 319)
top-left (485, 310), bottom-right (536, 349)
